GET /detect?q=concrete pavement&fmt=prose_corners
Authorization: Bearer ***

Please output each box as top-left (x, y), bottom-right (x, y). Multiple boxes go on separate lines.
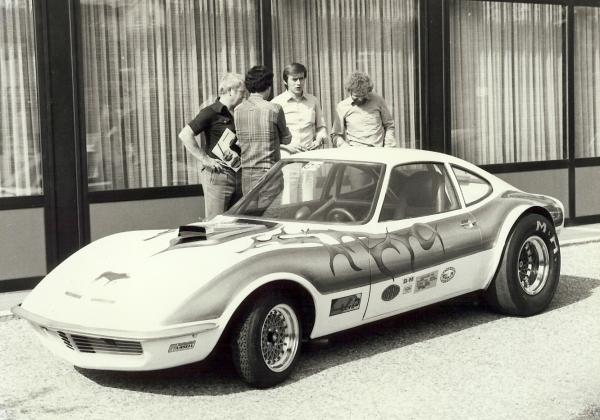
top-left (1, 223), bottom-right (600, 317)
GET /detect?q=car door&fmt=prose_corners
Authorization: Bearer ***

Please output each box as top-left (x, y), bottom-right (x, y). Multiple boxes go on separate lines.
top-left (363, 162), bottom-right (484, 320)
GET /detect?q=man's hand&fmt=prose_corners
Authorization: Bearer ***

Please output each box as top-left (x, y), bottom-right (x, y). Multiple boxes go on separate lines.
top-left (313, 134), bottom-right (329, 147)
top-left (337, 140), bottom-right (351, 148)
top-left (286, 144), bottom-right (307, 154)
top-left (309, 133), bottom-right (327, 150)
top-left (202, 157), bottom-right (227, 173)
top-left (222, 148), bottom-right (233, 160)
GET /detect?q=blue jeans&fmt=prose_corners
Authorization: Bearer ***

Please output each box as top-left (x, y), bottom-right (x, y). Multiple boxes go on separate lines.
top-left (201, 168), bottom-right (242, 220)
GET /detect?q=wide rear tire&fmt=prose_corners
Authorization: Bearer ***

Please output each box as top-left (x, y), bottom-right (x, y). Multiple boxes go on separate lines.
top-left (484, 213), bottom-right (560, 316)
top-left (230, 293), bottom-right (302, 388)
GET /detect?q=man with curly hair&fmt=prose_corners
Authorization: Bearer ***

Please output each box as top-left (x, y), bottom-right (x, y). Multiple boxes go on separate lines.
top-left (235, 65), bottom-right (292, 196)
top-left (332, 71), bottom-right (397, 148)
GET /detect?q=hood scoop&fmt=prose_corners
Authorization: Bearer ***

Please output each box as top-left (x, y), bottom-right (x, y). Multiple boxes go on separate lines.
top-left (162, 220), bottom-right (281, 251)
top-left (177, 225), bottom-right (208, 243)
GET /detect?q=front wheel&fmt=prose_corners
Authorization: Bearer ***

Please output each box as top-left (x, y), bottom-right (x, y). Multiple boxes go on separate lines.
top-left (231, 293), bottom-right (302, 388)
top-left (484, 213), bottom-right (561, 316)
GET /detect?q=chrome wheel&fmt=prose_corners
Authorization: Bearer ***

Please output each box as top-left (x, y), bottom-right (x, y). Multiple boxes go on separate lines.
top-left (517, 235), bottom-right (550, 295)
top-left (260, 303), bottom-right (299, 373)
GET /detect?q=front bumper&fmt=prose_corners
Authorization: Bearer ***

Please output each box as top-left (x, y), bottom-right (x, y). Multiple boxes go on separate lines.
top-left (13, 305), bottom-right (222, 371)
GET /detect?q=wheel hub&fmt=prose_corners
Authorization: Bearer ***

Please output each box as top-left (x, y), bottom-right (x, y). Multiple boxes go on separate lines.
top-left (260, 304), bottom-right (299, 373)
top-left (517, 235), bottom-right (550, 295)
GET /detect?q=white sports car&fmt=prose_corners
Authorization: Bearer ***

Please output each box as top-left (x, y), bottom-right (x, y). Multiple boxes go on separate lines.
top-left (14, 148), bottom-right (564, 388)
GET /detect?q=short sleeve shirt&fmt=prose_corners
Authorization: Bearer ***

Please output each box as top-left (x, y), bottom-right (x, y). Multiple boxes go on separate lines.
top-left (187, 99), bottom-right (237, 159)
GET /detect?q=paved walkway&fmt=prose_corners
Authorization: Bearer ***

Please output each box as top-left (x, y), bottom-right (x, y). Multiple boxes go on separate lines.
top-left (1, 223), bottom-right (599, 316)
top-left (559, 222), bottom-right (600, 246)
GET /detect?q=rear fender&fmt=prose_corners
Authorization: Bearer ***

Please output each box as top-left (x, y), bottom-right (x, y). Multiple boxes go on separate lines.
top-left (479, 205), bottom-right (547, 290)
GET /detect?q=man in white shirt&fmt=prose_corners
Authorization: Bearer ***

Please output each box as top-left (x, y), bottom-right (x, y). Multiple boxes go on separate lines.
top-left (332, 71), bottom-right (397, 148)
top-left (272, 63), bottom-right (328, 153)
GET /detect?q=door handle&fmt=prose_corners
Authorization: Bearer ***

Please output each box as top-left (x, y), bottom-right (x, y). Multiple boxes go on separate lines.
top-left (460, 219), bottom-right (477, 229)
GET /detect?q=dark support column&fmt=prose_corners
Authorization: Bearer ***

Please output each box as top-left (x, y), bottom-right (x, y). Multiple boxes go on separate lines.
top-left (425, 0), bottom-right (448, 154)
top-left (35, 0), bottom-right (89, 270)
top-left (566, 5), bottom-right (576, 220)
top-left (259, 0), bottom-right (273, 71)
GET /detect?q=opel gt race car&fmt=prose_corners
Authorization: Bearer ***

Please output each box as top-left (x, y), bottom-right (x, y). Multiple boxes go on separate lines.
top-left (13, 148), bottom-right (563, 388)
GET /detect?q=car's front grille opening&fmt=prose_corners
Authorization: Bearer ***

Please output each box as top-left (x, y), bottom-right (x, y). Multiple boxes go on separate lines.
top-left (51, 330), bottom-right (143, 355)
top-left (57, 331), bottom-right (74, 350)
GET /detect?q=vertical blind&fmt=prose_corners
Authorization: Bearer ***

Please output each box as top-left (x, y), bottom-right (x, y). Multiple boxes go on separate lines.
top-left (271, 0), bottom-right (421, 149)
top-left (0, 0), bottom-right (42, 197)
top-left (450, 1), bottom-right (564, 165)
top-left (575, 7), bottom-right (600, 158)
top-left (80, 0), bottom-right (259, 191)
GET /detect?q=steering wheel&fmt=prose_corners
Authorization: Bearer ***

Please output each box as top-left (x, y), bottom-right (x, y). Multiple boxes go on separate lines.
top-left (326, 207), bottom-right (356, 222)
top-left (309, 197), bottom-right (336, 221)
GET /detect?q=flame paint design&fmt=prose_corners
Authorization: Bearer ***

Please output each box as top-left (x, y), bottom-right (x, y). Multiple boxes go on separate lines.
top-left (239, 223), bottom-right (445, 277)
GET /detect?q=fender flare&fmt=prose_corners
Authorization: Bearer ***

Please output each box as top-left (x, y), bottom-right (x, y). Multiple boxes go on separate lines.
top-left (218, 272), bottom-right (322, 336)
top-left (480, 205), bottom-right (554, 291)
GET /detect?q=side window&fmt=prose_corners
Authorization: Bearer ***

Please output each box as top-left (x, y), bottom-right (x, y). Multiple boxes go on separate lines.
top-left (338, 165), bottom-right (376, 197)
top-left (380, 163), bottom-right (460, 221)
top-left (452, 166), bottom-right (492, 205)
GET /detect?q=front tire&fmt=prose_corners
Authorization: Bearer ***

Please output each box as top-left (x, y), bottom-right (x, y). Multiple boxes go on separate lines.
top-left (231, 293), bottom-right (302, 388)
top-left (484, 213), bottom-right (560, 316)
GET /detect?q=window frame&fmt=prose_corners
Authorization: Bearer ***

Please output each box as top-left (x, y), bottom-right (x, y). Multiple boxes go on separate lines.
top-left (450, 164), bottom-right (493, 207)
top-left (378, 161), bottom-right (461, 222)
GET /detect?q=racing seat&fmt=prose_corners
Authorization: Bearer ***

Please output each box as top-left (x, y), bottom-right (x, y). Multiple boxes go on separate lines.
top-left (403, 171), bottom-right (448, 217)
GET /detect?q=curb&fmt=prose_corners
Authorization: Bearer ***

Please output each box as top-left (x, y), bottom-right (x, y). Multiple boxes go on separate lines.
top-left (560, 238), bottom-right (600, 247)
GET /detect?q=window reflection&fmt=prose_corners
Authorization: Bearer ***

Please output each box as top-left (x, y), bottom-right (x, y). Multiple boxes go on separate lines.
top-left (80, 0), bottom-right (259, 191)
top-left (575, 7), bottom-right (600, 158)
top-left (0, 0), bottom-right (42, 197)
top-left (450, 1), bottom-right (564, 164)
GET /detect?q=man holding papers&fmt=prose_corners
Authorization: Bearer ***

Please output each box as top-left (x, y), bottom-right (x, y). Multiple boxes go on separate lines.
top-left (178, 73), bottom-right (246, 220)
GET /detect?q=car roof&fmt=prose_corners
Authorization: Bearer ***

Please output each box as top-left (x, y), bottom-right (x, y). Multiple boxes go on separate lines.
top-left (289, 147), bottom-right (477, 169)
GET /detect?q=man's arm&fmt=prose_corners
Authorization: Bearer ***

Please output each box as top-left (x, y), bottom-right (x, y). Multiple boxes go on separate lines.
top-left (312, 101), bottom-right (329, 148)
top-left (380, 97), bottom-right (397, 148)
top-left (275, 106), bottom-right (292, 145)
top-left (331, 104), bottom-right (349, 147)
top-left (178, 122), bottom-right (226, 172)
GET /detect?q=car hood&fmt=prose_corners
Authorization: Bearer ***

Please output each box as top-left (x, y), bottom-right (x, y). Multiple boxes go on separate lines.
top-left (21, 220), bottom-right (280, 331)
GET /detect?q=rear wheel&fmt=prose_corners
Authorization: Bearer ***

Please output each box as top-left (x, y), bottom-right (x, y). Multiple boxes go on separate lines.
top-left (484, 213), bottom-right (560, 316)
top-left (231, 293), bottom-right (302, 388)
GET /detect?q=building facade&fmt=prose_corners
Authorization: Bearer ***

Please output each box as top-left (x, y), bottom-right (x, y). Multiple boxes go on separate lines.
top-left (1, 0), bottom-right (600, 289)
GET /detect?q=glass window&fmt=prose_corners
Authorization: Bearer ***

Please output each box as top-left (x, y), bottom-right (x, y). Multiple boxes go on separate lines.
top-left (449, 1), bottom-right (564, 164)
top-left (0, 0), bottom-right (42, 197)
top-left (79, 0), bottom-right (259, 191)
top-left (451, 166), bottom-right (492, 206)
top-left (271, 0), bottom-right (422, 149)
top-left (575, 7), bottom-right (600, 158)
top-left (380, 163), bottom-right (460, 221)
top-left (227, 160), bottom-right (384, 224)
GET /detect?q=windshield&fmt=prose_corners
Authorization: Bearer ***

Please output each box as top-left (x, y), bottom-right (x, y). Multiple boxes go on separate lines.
top-left (226, 159), bottom-right (385, 224)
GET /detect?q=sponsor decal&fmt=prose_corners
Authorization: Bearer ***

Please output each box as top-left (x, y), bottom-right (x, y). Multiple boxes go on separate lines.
top-left (381, 284), bottom-right (401, 301)
top-left (440, 267), bottom-right (456, 283)
top-left (168, 341), bottom-right (196, 353)
top-left (536, 221), bottom-right (547, 233)
top-left (414, 271), bottom-right (438, 293)
top-left (330, 294), bottom-right (362, 316)
top-left (402, 276), bottom-right (414, 294)
top-left (94, 271), bottom-right (129, 283)
top-left (550, 235), bottom-right (559, 255)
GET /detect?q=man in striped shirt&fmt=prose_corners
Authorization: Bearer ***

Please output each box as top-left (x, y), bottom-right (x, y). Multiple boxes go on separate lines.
top-left (235, 66), bottom-right (292, 198)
